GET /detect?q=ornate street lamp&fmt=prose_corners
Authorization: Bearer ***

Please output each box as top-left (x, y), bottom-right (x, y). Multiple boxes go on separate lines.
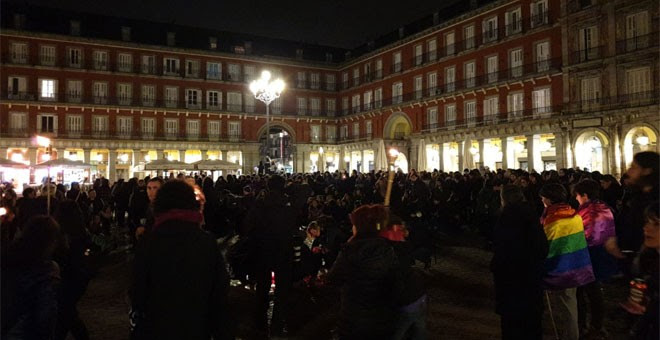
top-left (384, 148), bottom-right (399, 207)
top-left (250, 71), bottom-right (285, 173)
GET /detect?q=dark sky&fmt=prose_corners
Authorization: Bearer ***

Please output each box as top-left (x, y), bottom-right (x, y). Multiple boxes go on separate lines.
top-left (8, 0), bottom-right (460, 48)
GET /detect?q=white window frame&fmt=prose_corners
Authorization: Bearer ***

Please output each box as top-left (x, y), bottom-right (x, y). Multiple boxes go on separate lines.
top-left (207, 90), bottom-right (222, 110)
top-left (465, 100), bottom-right (477, 127)
top-left (40, 45), bottom-right (56, 66)
top-left (37, 113), bottom-right (57, 134)
top-left (445, 104), bottom-right (456, 128)
top-left (483, 96), bottom-right (499, 123)
top-left (507, 92), bottom-right (524, 120)
top-left (532, 87), bottom-right (552, 116)
top-left (141, 118), bottom-right (156, 138)
top-left (444, 32), bottom-right (455, 56)
top-left (185, 59), bottom-right (200, 78)
top-left (164, 119), bottom-right (179, 139)
top-left (93, 50), bottom-right (108, 70)
top-left (483, 16), bottom-right (498, 43)
top-left (118, 53), bottom-right (133, 72)
top-left (464, 61), bottom-right (476, 88)
top-left (327, 98), bottom-right (336, 116)
top-left (117, 83), bottom-right (132, 105)
top-left (185, 89), bottom-right (202, 109)
top-left (207, 121), bottom-right (221, 139)
top-left (206, 62), bottom-right (222, 80)
top-left (68, 47), bottom-right (83, 68)
top-left (505, 7), bottom-right (522, 36)
top-left (141, 85), bottom-right (155, 106)
top-left (393, 52), bottom-right (402, 72)
top-left (165, 86), bottom-right (179, 108)
top-left (117, 116), bottom-right (133, 138)
top-left (163, 57), bottom-right (180, 76)
top-left (464, 25), bottom-right (475, 50)
top-left (66, 80), bottom-right (82, 103)
top-left (9, 112), bottom-right (28, 133)
top-left (93, 82), bottom-right (108, 104)
top-left (66, 114), bottom-right (83, 135)
top-left (8, 76), bottom-right (27, 99)
top-left (445, 66), bottom-right (455, 92)
top-left (428, 72), bottom-right (438, 96)
top-left (297, 97), bottom-right (307, 115)
top-left (392, 82), bottom-right (403, 104)
top-left (141, 55), bottom-right (156, 74)
top-left (510, 48), bottom-right (523, 77)
top-left (535, 41), bottom-right (550, 72)
top-left (228, 121), bottom-right (241, 141)
top-left (487, 55), bottom-right (498, 83)
top-left (10, 42), bottom-right (28, 64)
top-left (227, 92), bottom-right (243, 112)
top-left (186, 119), bottom-right (201, 139)
top-left (92, 115), bottom-right (109, 136)
top-left (39, 79), bottom-right (57, 101)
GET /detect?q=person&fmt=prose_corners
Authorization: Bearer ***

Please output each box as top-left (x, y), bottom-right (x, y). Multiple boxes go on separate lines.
top-left (130, 180), bottom-right (231, 340)
top-left (54, 200), bottom-right (93, 340)
top-left (325, 204), bottom-right (400, 339)
top-left (539, 183), bottom-right (595, 340)
top-left (491, 185), bottom-right (548, 340)
top-left (298, 221), bottom-right (324, 284)
top-left (1, 216), bottom-right (62, 339)
top-left (134, 177), bottom-right (162, 240)
top-left (243, 174), bottom-right (297, 335)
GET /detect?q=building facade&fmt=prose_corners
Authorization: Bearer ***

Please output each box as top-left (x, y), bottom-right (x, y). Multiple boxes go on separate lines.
top-left (1, 0), bottom-right (658, 185)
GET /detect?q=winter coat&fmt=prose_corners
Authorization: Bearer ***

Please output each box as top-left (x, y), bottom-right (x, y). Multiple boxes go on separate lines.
top-left (326, 234), bottom-right (400, 339)
top-left (491, 202), bottom-right (548, 317)
top-left (541, 203), bottom-right (595, 290)
top-left (380, 230), bottom-right (426, 307)
top-left (577, 200), bottom-right (618, 281)
top-left (130, 218), bottom-right (231, 340)
top-left (617, 187), bottom-right (658, 251)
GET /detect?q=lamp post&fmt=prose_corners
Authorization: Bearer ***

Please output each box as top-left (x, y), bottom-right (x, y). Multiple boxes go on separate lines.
top-left (318, 147), bottom-right (324, 173)
top-left (384, 148), bottom-right (399, 207)
top-left (35, 135), bottom-right (52, 215)
top-left (250, 71), bottom-right (285, 174)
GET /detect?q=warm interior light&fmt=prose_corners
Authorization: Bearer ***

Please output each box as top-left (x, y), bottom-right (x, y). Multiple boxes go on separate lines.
top-left (514, 142), bottom-right (525, 152)
top-left (68, 153), bottom-right (78, 161)
top-left (35, 135), bottom-right (51, 147)
top-left (587, 137), bottom-right (601, 149)
top-left (96, 154), bottom-right (103, 162)
top-left (11, 153), bottom-right (24, 163)
top-left (449, 148), bottom-right (459, 157)
top-left (119, 154), bottom-right (129, 163)
top-left (208, 155), bottom-right (216, 161)
top-left (388, 148), bottom-right (400, 158)
top-left (636, 135), bottom-right (650, 146)
top-left (167, 155), bottom-right (174, 161)
top-left (469, 147), bottom-right (478, 155)
top-left (326, 155), bottom-right (334, 163)
top-left (41, 154), bottom-right (51, 162)
top-left (540, 141), bottom-right (552, 152)
top-left (319, 147), bottom-right (324, 154)
top-left (144, 154), bottom-right (151, 162)
top-left (344, 155), bottom-right (351, 162)
top-left (310, 153), bottom-right (319, 162)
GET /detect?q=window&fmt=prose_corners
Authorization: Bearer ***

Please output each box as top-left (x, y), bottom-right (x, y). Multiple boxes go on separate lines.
top-left (68, 48), bottom-right (82, 68)
top-left (209, 37), bottom-right (218, 50)
top-left (487, 55), bottom-right (498, 83)
top-left (187, 120), bottom-right (200, 138)
top-left (297, 97), bottom-right (307, 115)
top-left (366, 120), bottom-right (372, 137)
top-left (40, 45), bottom-right (56, 66)
top-left (444, 32), bottom-right (455, 55)
top-left (206, 62), bottom-right (222, 80)
top-left (530, 0), bottom-right (548, 27)
top-left (67, 80), bottom-right (82, 102)
top-left (227, 64), bottom-right (241, 81)
top-left (311, 125), bottom-right (321, 142)
top-left (427, 107), bottom-right (438, 129)
top-left (227, 92), bottom-right (242, 111)
top-left (244, 93), bottom-right (255, 113)
top-left (340, 125), bottom-right (348, 139)
top-left (310, 98), bottom-right (321, 116)
top-left (353, 68), bottom-right (360, 86)
top-left (342, 97), bottom-right (349, 113)
top-left (310, 73), bottom-right (320, 89)
top-left (363, 91), bottom-right (373, 110)
top-left (10, 43), bottom-right (28, 64)
top-left (507, 92), bottom-right (524, 120)
top-left (353, 123), bottom-right (360, 138)
top-left (535, 41), bottom-right (550, 71)
top-left (185, 60), bottom-right (200, 78)
top-left (228, 121), bottom-right (241, 140)
top-left (375, 59), bottom-right (383, 78)
top-left (464, 61), bottom-right (476, 88)
top-left (141, 85), bottom-right (155, 106)
top-left (445, 66), bottom-right (455, 92)
top-left (39, 79), bottom-right (57, 100)
top-left (142, 118), bottom-right (155, 137)
top-left (465, 100), bottom-right (476, 126)
top-left (185, 89), bottom-right (201, 109)
top-left (532, 88), bottom-right (551, 115)
top-left (464, 25), bottom-right (475, 49)
top-left (427, 39), bottom-right (437, 62)
top-left (92, 116), bottom-right (108, 136)
top-left (118, 53), bottom-right (132, 72)
top-left (342, 72), bottom-right (349, 89)
top-left (326, 126), bottom-right (337, 142)
top-left (506, 7), bottom-right (522, 36)
top-left (297, 72), bottom-right (307, 88)
top-left (510, 48), bottom-right (523, 77)
top-left (272, 97), bottom-right (282, 114)
top-left (392, 82), bottom-right (403, 104)
top-left (117, 117), bottom-right (133, 138)
top-left (428, 72), bottom-right (438, 96)
top-left (483, 17), bottom-right (498, 43)
top-left (414, 76), bottom-right (423, 98)
top-left (626, 67), bottom-right (651, 98)
top-left (393, 51), bottom-right (402, 72)
top-left (375, 88), bottom-right (383, 108)
top-left (626, 11), bottom-right (649, 51)
top-left (326, 74), bottom-right (336, 91)
top-left (9, 112), bottom-right (27, 132)
top-left (327, 99), bottom-right (336, 116)
top-left (244, 65), bottom-right (256, 83)
top-left (7, 76), bottom-right (27, 99)
top-left (141, 55), bottom-right (156, 74)
top-left (352, 95), bottom-right (360, 113)
top-left (484, 96), bottom-right (499, 123)
top-left (207, 91), bottom-right (221, 109)
top-left (165, 87), bottom-right (179, 108)
top-left (578, 26), bottom-right (599, 61)
top-left (165, 119), bottom-right (179, 138)
top-left (445, 104), bottom-right (456, 127)
top-left (414, 44), bottom-right (423, 66)
top-left (38, 114), bottom-right (57, 133)
top-left (364, 63), bottom-right (372, 81)
top-left (67, 115), bottom-right (83, 135)
top-left (164, 57), bottom-right (180, 75)
top-left (93, 82), bottom-right (108, 104)
top-left (207, 121), bottom-right (221, 139)
top-left (93, 51), bottom-right (108, 70)
top-left (117, 84), bottom-right (132, 105)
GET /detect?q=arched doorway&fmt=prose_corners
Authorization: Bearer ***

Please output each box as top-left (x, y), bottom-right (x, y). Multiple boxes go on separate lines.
top-left (623, 125), bottom-right (658, 166)
top-left (383, 112), bottom-right (412, 139)
top-left (257, 124), bottom-right (295, 173)
top-left (574, 130), bottom-right (610, 173)
top-left (394, 152), bottom-right (409, 173)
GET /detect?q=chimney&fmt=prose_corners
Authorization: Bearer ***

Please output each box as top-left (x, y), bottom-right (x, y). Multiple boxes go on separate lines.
top-left (398, 26), bottom-right (405, 38)
top-left (70, 20), bottom-right (80, 36)
top-left (209, 37), bottom-right (217, 49)
top-left (121, 26), bottom-right (131, 42)
top-left (433, 12), bottom-right (440, 25)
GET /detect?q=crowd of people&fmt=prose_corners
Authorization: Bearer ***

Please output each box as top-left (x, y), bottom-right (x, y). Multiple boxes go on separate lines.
top-left (0, 150), bottom-right (658, 340)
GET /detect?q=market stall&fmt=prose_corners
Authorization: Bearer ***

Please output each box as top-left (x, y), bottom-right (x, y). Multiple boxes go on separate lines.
top-left (33, 158), bottom-right (92, 186)
top-left (0, 157), bottom-right (30, 189)
top-left (143, 159), bottom-right (191, 177)
top-left (193, 159), bottom-right (242, 179)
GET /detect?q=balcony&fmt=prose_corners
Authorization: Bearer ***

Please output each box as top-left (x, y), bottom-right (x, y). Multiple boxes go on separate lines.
top-left (616, 32), bottom-right (659, 54)
top-left (391, 63), bottom-right (403, 74)
top-left (296, 80), bottom-right (308, 89)
top-left (7, 128), bottom-right (29, 137)
top-left (505, 20), bottom-right (523, 36)
top-left (570, 46), bottom-right (604, 64)
top-left (565, 91), bottom-right (658, 115)
top-left (421, 106), bottom-right (562, 133)
top-left (224, 73), bottom-right (243, 82)
top-left (530, 11), bottom-right (549, 28)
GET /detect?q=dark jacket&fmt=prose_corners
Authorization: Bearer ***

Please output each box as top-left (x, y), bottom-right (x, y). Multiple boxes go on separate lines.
top-left (326, 235), bottom-right (400, 339)
top-left (491, 202), bottom-right (548, 317)
top-left (130, 220), bottom-right (231, 340)
top-left (388, 239), bottom-right (426, 307)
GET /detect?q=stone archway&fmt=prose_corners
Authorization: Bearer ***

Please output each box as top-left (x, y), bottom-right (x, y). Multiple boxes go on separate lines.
top-left (255, 121), bottom-right (297, 143)
top-left (623, 124), bottom-right (659, 166)
top-left (383, 112), bottom-right (413, 139)
top-left (255, 121), bottom-right (296, 173)
top-left (573, 128), bottom-right (611, 173)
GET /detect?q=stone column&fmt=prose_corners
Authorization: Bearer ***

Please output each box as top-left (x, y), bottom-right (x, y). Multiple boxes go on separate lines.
top-left (28, 148), bottom-right (38, 166)
top-left (554, 132), bottom-right (566, 170)
top-left (131, 151), bottom-right (140, 178)
top-left (478, 139), bottom-right (485, 169)
top-left (501, 138), bottom-right (509, 170)
top-left (201, 150), bottom-right (209, 161)
top-left (457, 141), bottom-right (465, 171)
top-left (83, 149), bottom-right (91, 165)
top-left (220, 150), bottom-right (228, 161)
top-left (526, 134), bottom-right (536, 172)
top-left (178, 150), bottom-right (185, 163)
top-left (0, 147), bottom-right (7, 159)
top-left (437, 143), bottom-right (444, 171)
top-left (157, 149), bottom-right (165, 160)
top-left (108, 149), bottom-right (117, 184)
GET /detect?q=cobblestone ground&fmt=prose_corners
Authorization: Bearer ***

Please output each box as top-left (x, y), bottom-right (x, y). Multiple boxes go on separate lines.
top-left (77, 233), bottom-right (634, 340)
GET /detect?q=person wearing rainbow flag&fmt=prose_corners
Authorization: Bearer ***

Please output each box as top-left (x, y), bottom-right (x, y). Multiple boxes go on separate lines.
top-left (539, 183), bottom-right (595, 340)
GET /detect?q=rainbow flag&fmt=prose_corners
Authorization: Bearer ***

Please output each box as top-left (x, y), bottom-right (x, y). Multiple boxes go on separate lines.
top-left (542, 204), bottom-right (595, 290)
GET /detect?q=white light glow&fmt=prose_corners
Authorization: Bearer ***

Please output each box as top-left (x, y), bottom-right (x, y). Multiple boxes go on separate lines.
top-left (587, 137), bottom-right (601, 150)
top-left (11, 153), bottom-right (24, 163)
top-left (636, 135), bottom-right (650, 146)
top-left (41, 154), bottom-right (51, 162)
top-left (96, 154), bottom-right (103, 162)
top-left (208, 155), bottom-right (217, 161)
top-left (319, 147), bottom-right (324, 154)
top-left (344, 155), bottom-right (351, 162)
top-left (469, 147), bottom-right (478, 155)
top-left (144, 154), bottom-right (151, 162)
top-left (68, 153), bottom-right (78, 161)
top-left (35, 135), bottom-right (51, 147)
top-left (388, 148), bottom-right (400, 158)
top-left (540, 141), bottom-right (552, 152)
top-left (119, 154), bottom-right (129, 163)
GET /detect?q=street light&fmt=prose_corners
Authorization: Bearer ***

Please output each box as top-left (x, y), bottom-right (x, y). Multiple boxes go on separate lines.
top-left (250, 70), bottom-right (285, 174)
top-left (384, 148), bottom-right (400, 207)
top-left (35, 135), bottom-right (53, 215)
top-left (319, 147), bottom-right (324, 172)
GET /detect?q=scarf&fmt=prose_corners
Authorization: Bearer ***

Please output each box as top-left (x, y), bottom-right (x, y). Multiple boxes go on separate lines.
top-left (153, 209), bottom-right (203, 231)
top-left (379, 224), bottom-right (406, 242)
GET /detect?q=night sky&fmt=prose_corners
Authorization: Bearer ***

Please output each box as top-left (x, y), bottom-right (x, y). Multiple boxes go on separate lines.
top-left (7, 0), bottom-right (461, 48)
